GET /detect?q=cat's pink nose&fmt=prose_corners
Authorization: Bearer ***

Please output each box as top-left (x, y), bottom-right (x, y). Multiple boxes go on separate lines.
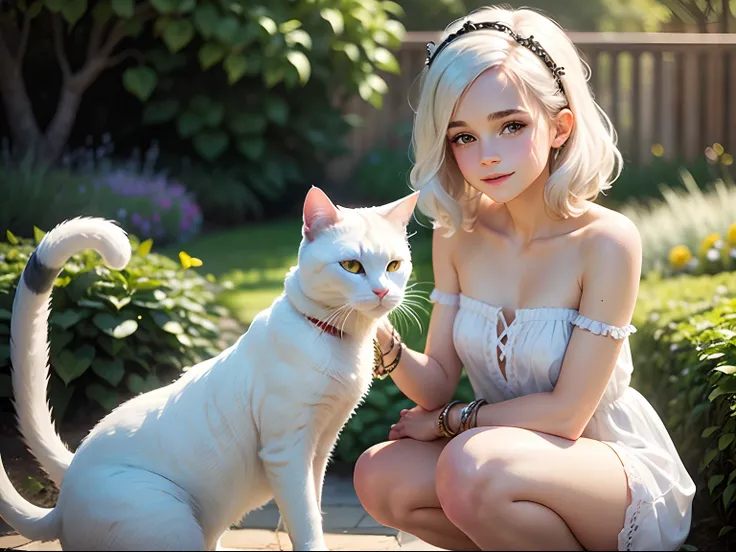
top-left (373, 288), bottom-right (389, 300)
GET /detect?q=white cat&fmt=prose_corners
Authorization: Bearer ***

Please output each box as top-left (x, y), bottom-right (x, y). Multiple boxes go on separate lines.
top-left (0, 186), bottom-right (418, 551)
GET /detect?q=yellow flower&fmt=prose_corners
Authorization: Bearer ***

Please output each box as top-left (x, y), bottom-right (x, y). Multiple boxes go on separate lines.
top-left (723, 153), bottom-right (733, 166)
top-left (714, 143), bottom-right (725, 156)
top-left (668, 245), bottom-right (692, 270)
top-left (699, 232), bottom-right (721, 256)
top-left (728, 223), bottom-right (736, 246)
top-left (651, 143), bottom-right (664, 157)
top-left (179, 251), bottom-right (203, 270)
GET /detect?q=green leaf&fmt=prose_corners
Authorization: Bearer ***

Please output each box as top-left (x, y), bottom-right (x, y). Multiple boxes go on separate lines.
top-left (0, 344), bottom-right (10, 364)
top-left (715, 365), bottom-right (736, 375)
top-left (279, 19), bottom-right (301, 33)
top-left (265, 97), bottom-right (288, 126)
top-left (0, 310), bottom-right (11, 321)
top-left (719, 433), bottom-right (734, 450)
top-left (44, 0), bottom-right (64, 12)
top-left (142, 99), bottom-right (179, 125)
top-left (224, 53), bottom-right (247, 84)
top-left (33, 226), bottom-right (45, 244)
top-left (163, 19), bottom-right (194, 53)
top-left (127, 373), bottom-right (161, 395)
top-left (702, 426), bottom-right (720, 438)
top-left (55, 346), bottom-right (95, 385)
top-left (724, 483), bottom-right (736, 509)
top-left (61, 0), bottom-right (86, 27)
top-left (286, 51), bottom-right (310, 85)
top-left (229, 113), bottom-right (267, 135)
top-left (263, 66), bottom-right (284, 89)
top-left (285, 30), bottom-right (312, 50)
top-left (20, 476), bottom-right (44, 497)
top-left (201, 103), bottom-right (224, 128)
top-left (123, 66), bottom-right (158, 102)
top-left (193, 131), bottom-right (229, 161)
top-left (92, 0), bottom-right (113, 22)
top-left (137, 239), bottom-right (153, 257)
top-left (111, 0), bottom-right (133, 18)
top-left (373, 47), bottom-right (400, 74)
top-left (0, 374), bottom-right (12, 398)
top-left (257, 16), bottom-right (277, 35)
top-left (703, 448), bottom-right (719, 467)
top-left (194, 3), bottom-right (219, 39)
top-left (91, 357), bottom-right (125, 387)
top-left (198, 42), bottom-right (225, 70)
top-left (28, 1), bottom-right (43, 19)
top-left (85, 383), bottom-right (120, 411)
top-left (381, 1), bottom-right (404, 17)
top-left (719, 526), bottom-right (734, 538)
top-left (215, 15), bottom-right (240, 44)
top-left (5, 230), bottom-right (19, 245)
top-left (151, 0), bottom-right (178, 14)
top-left (320, 8), bottom-right (344, 35)
top-left (237, 138), bottom-right (265, 160)
top-left (92, 313), bottom-right (138, 339)
top-left (177, 112), bottom-right (204, 137)
top-left (729, 469), bottom-right (736, 485)
top-left (708, 474), bottom-right (725, 493)
top-left (50, 309), bottom-right (87, 330)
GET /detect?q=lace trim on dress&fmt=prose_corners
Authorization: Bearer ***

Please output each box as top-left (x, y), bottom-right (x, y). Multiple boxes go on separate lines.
top-left (572, 314), bottom-right (637, 340)
top-left (429, 289), bottom-right (460, 307)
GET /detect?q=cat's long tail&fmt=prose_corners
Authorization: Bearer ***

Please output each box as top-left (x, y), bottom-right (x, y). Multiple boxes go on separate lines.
top-left (9, 217), bottom-right (131, 489)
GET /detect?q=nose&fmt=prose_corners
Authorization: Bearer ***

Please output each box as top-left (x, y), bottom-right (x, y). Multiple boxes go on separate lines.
top-left (480, 154), bottom-right (501, 166)
top-left (372, 288), bottom-right (389, 300)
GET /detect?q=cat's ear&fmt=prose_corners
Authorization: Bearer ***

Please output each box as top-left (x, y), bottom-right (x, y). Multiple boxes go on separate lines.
top-left (375, 191), bottom-right (420, 229)
top-left (303, 186), bottom-right (343, 241)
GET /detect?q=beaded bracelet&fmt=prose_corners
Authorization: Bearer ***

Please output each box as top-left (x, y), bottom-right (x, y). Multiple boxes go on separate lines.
top-left (437, 400), bottom-right (461, 438)
top-left (372, 327), bottom-right (403, 380)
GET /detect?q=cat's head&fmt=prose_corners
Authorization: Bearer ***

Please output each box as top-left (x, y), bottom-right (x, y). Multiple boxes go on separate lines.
top-left (297, 187), bottom-right (419, 319)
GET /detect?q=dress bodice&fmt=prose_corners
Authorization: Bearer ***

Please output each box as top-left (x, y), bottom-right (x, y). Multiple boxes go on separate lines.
top-left (430, 289), bottom-right (637, 406)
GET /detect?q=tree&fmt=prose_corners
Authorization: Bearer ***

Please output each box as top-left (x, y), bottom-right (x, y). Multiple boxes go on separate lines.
top-left (0, 0), bottom-right (404, 167)
top-left (657, 0), bottom-right (734, 31)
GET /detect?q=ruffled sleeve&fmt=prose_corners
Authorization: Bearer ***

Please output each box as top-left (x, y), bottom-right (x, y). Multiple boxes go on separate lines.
top-left (572, 313), bottom-right (637, 340)
top-left (429, 288), bottom-right (460, 307)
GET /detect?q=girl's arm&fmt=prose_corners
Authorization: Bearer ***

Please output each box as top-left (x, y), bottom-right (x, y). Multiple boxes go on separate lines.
top-left (448, 218), bottom-right (642, 440)
top-left (377, 227), bottom-right (464, 411)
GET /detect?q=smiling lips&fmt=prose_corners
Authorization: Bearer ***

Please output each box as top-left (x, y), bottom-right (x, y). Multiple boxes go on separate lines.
top-left (481, 172), bottom-right (514, 185)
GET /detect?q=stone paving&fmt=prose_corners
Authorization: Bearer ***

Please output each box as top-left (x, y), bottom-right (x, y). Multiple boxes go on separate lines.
top-left (0, 472), bottom-right (445, 551)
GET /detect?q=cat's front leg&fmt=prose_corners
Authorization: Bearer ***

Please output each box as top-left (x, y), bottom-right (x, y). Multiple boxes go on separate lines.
top-left (259, 439), bottom-right (327, 551)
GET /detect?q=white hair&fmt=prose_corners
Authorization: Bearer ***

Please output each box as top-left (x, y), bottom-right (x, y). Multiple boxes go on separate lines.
top-left (410, 5), bottom-right (623, 235)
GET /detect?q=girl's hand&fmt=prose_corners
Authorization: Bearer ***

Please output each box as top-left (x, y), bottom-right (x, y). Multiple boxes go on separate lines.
top-left (388, 405), bottom-right (441, 441)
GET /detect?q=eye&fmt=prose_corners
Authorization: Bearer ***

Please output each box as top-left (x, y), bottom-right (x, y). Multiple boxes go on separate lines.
top-left (502, 121), bottom-right (526, 135)
top-left (387, 260), bottom-right (402, 272)
top-left (340, 260), bottom-right (364, 274)
top-left (449, 133), bottom-right (475, 146)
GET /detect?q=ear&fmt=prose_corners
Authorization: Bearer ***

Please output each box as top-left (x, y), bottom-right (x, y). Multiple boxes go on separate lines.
top-left (552, 107), bottom-right (574, 149)
top-left (303, 186), bottom-right (343, 241)
top-left (375, 191), bottom-right (420, 229)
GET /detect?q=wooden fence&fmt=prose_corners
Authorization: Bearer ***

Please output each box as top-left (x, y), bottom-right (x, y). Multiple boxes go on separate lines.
top-left (326, 32), bottom-right (736, 183)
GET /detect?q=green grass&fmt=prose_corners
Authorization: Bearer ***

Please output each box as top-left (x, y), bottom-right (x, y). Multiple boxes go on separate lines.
top-left (158, 218), bottom-right (436, 348)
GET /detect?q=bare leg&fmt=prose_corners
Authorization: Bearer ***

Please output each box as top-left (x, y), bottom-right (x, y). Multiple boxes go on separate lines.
top-left (354, 439), bottom-right (479, 551)
top-left (435, 426), bottom-right (629, 551)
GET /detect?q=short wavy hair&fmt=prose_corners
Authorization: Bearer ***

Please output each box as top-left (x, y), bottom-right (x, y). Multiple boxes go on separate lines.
top-left (411, 5), bottom-right (623, 235)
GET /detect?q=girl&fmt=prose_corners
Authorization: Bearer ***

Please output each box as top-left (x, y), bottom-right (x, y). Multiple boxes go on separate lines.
top-left (353, 5), bottom-right (695, 551)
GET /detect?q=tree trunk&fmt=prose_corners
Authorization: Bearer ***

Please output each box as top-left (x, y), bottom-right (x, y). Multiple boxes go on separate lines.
top-left (722, 0), bottom-right (729, 32)
top-left (40, 77), bottom-right (93, 166)
top-left (0, 43), bottom-right (41, 159)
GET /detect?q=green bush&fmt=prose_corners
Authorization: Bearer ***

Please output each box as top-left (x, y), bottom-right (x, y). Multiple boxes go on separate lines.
top-left (0, 231), bottom-right (241, 424)
top-left (632, 272), bottom-right (736, 548)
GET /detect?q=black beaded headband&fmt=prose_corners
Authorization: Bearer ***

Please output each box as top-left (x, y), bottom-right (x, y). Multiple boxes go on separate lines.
top-left (425, 20), bottom-right (567, 96)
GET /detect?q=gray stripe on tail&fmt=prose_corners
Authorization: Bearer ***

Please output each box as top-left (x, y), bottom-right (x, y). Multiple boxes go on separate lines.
top-left (23, 250), bottom-right (61, 295)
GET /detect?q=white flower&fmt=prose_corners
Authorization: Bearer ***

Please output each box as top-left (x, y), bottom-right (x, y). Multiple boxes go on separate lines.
top-left (706, 248), bottom-right (721, 262)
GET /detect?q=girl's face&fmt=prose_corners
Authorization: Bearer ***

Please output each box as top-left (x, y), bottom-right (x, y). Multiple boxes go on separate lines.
top-left (447, 67), bottom-right (569, 205)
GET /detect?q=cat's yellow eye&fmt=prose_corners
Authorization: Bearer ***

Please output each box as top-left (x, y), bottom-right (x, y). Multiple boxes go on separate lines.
top-left (340, 260), bottom-right (364, 274)
top-left (387, 260), bottom-right (402, 273)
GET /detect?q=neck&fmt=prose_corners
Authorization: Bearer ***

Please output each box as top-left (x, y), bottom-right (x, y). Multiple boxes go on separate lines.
top-left (501, 163), bottom-right (559, 243)
top-left (283, 267), bottom-right (379, 340)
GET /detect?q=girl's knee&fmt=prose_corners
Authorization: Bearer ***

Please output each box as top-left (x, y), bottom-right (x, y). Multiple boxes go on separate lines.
top-left (354, 442), bottom-right (400, 524)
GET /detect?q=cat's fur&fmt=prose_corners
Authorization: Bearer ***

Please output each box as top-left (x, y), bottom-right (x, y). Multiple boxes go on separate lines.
top-left (0, 187), bottom-right (419, 551)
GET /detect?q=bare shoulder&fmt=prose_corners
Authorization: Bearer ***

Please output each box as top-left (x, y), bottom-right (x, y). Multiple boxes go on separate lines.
top-left (432, 226), bottom-right (462, 293)
top-left (580, 204), bottom-right (642, 262)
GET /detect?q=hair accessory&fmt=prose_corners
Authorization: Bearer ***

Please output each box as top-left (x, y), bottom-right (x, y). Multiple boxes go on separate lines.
top-left (425, 20), bottom-right (566, 95)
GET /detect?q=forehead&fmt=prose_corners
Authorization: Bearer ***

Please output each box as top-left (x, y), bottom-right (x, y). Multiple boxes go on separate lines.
top-left (451, 67), bottom-right (531, 121)
top-left (334, 211), bottom-right (409, 255)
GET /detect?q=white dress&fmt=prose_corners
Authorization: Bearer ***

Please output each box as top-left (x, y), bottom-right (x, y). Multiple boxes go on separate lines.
top-left (430, 289), bottom-right (696, 551)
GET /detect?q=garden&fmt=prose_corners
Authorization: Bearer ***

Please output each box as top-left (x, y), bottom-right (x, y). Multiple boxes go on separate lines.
top-left (1, 0), bottom-right (736, 550)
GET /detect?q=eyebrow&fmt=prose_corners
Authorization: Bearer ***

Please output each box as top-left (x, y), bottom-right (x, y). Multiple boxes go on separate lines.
top-left (448, 108), bottom-right (526, 129)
